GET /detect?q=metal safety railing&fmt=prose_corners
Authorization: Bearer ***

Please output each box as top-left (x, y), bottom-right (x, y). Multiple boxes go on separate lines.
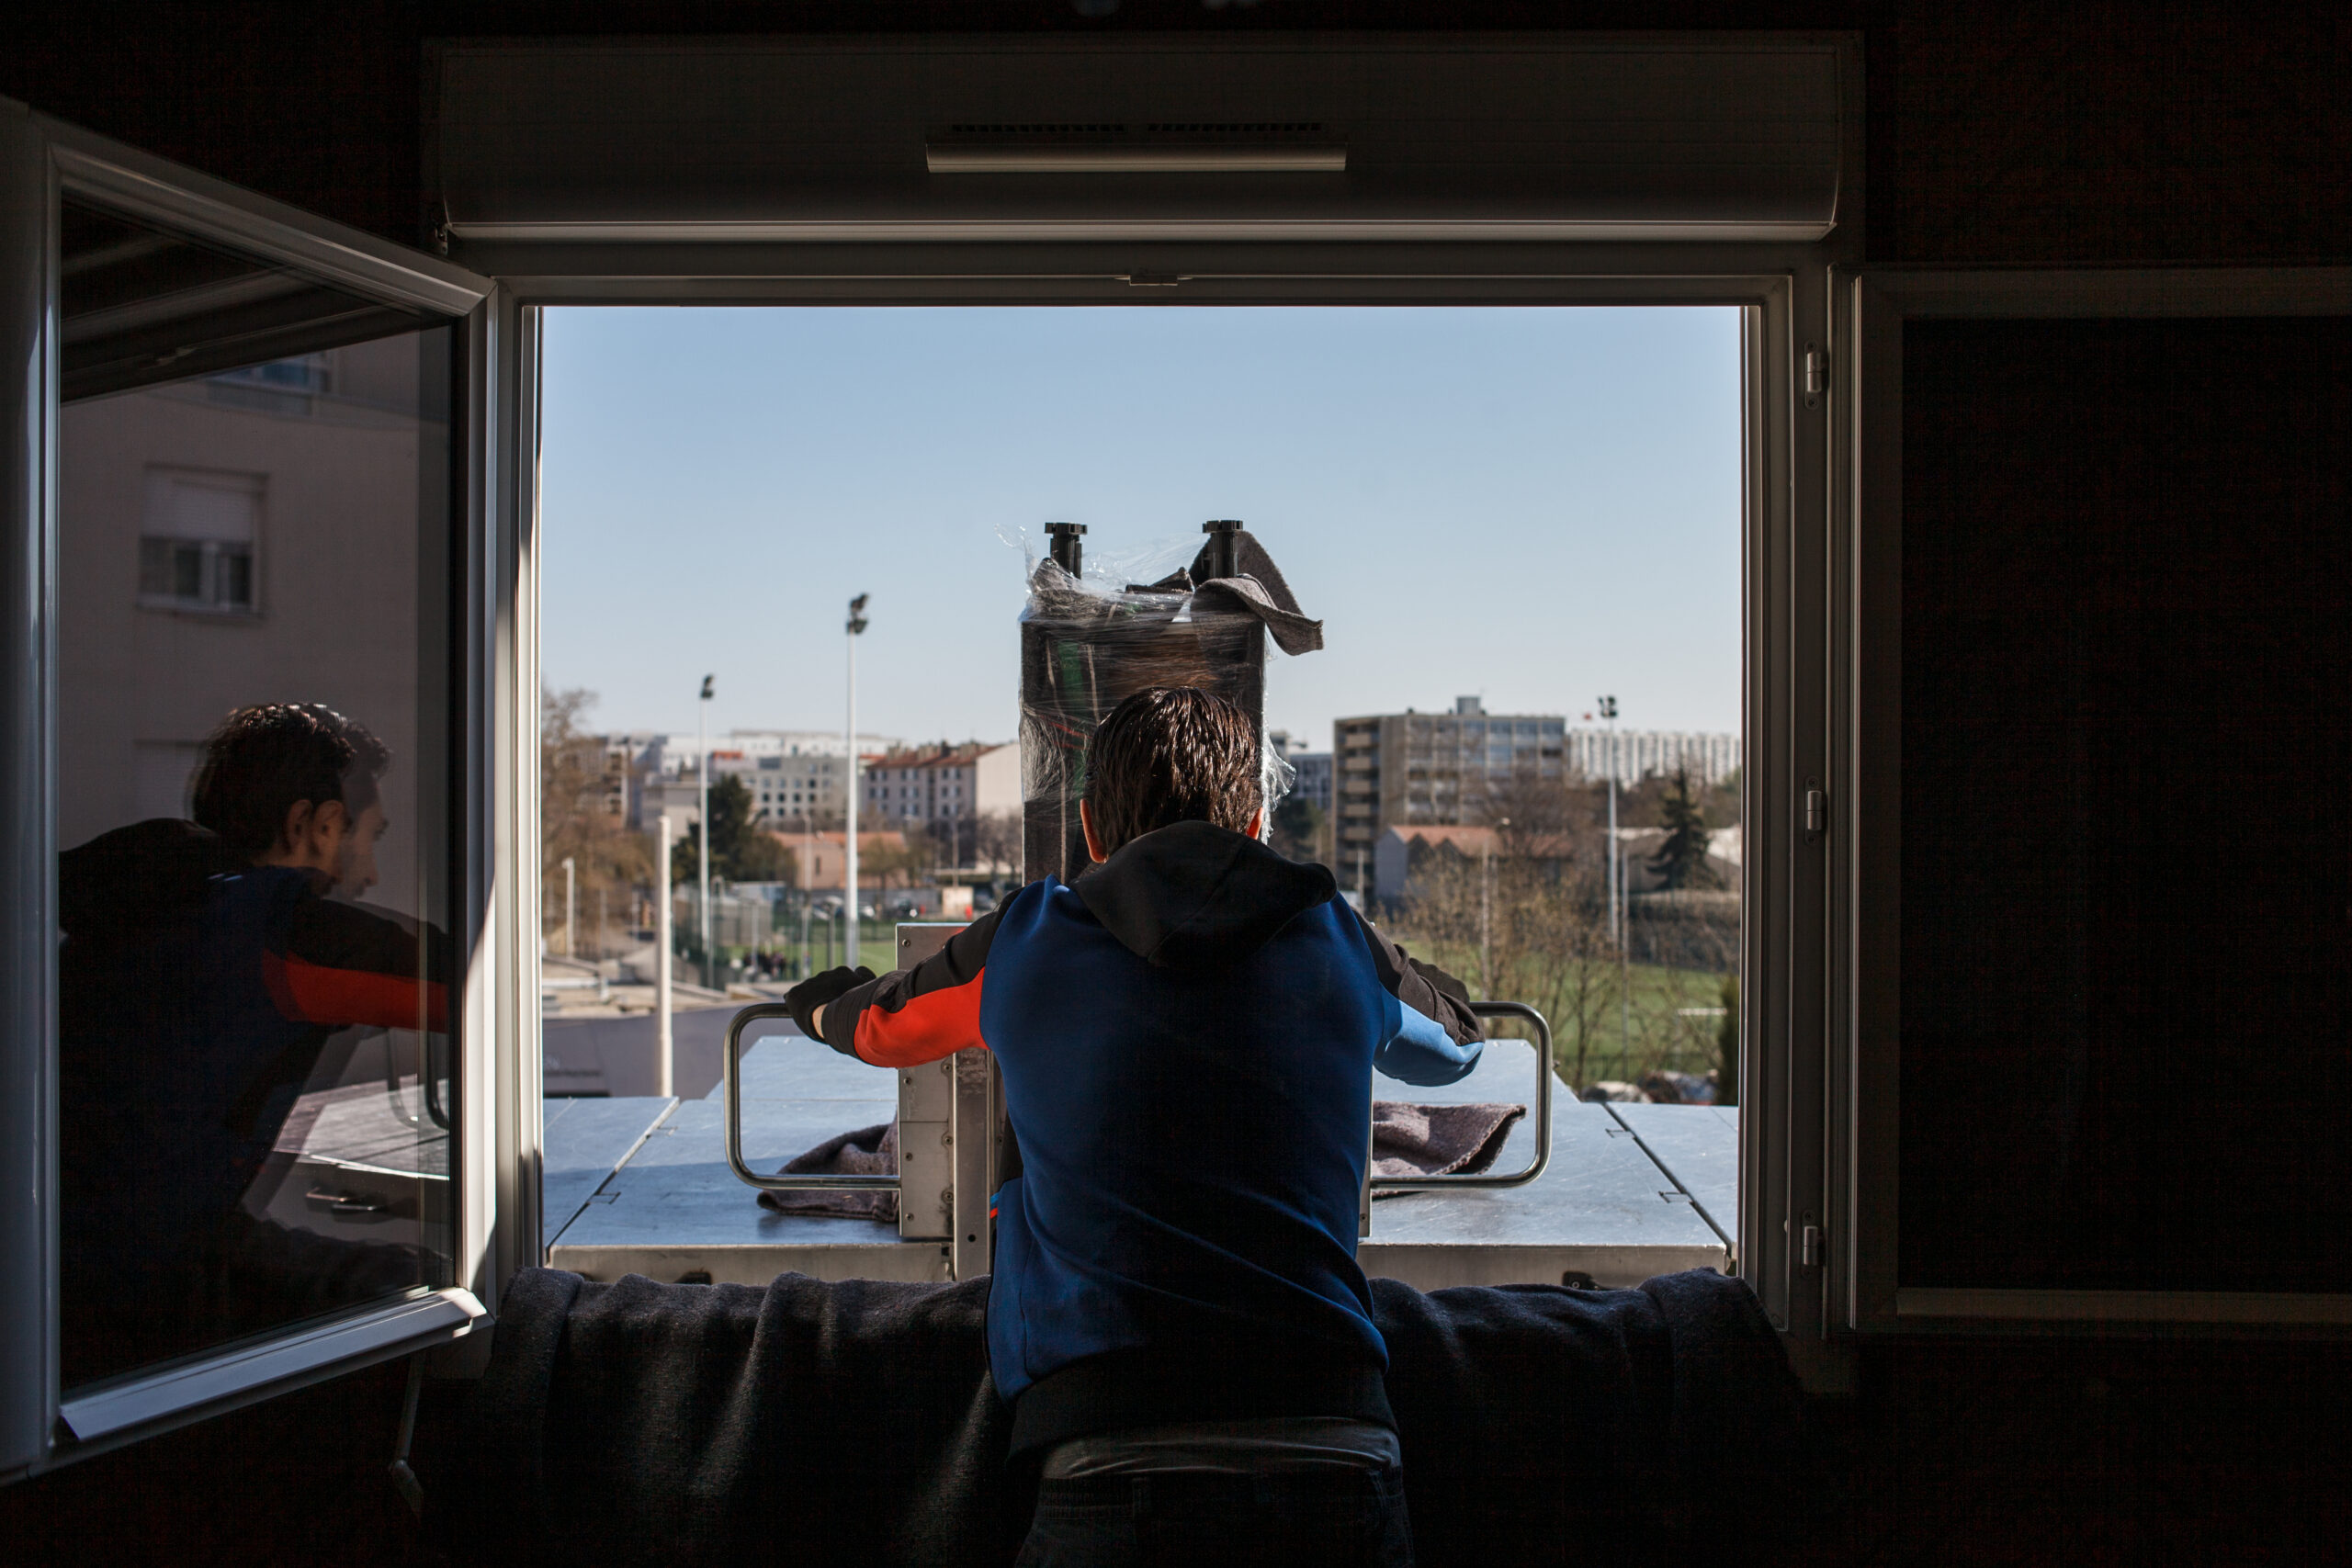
top-left (726, 996), bottom-right (1552, 1197)
top-left (1367, 999), bottom-right (1553, 1190)
top-left (721, 1002), bottom-right (900, 1195)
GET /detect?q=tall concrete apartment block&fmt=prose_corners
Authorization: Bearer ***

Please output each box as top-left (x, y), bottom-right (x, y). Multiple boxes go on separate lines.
top-left (1333, 697), bottom-right (1568, 864)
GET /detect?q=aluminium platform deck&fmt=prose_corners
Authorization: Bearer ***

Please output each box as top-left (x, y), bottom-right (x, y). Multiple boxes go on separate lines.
top-left (545, 1035), bottom-right (1733, 1290)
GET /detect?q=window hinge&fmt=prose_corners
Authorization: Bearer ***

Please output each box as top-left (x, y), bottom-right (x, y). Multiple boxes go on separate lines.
top-left (1801, 1223), bottom-right (1824, 1269)
top-left (1804, 781), bottom-right (1826, 837)
top-left (1803, 343), bottom-right (1826, 400)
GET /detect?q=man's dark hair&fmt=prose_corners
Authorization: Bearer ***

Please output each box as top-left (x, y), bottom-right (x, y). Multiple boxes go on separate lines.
top-left (1084, 687), bottom-right (1260, 855)
top-left (191, 703), bottom-right (390, 863)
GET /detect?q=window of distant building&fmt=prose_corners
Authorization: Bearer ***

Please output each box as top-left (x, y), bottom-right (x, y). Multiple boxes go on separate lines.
top-left (203, 351), bottom-right (332, 416)
top-left (137, 466), bottom-right (261, 615)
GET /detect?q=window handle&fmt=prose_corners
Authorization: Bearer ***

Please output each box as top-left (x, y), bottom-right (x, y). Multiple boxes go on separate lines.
top-left (305, 1186), bottom-right (387, 1215)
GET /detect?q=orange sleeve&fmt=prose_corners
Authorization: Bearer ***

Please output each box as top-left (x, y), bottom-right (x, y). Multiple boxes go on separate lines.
top-left (853, 969), bottom-right (987, 1067)
top-left (266, 953), bottom-right (449, 1032)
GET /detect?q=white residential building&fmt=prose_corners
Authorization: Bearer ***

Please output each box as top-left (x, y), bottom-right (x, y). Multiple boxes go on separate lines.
top-left (615, 728), bottom-right (901, 829)
top-left (1564, 729), bottom-right (1742, 789)
top-left (861, 741), bottom-right (1021, 830)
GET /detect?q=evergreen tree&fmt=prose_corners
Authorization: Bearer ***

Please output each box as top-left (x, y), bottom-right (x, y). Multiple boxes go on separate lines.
top-left (1648, 766), bottom-right (1722, 890)
top-left (1271, 795), bottom-right (1327, 865)
top-left (673, 773), bottom-right (794, 885)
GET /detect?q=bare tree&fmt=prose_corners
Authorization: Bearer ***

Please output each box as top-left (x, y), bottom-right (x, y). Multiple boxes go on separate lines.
top-left (973, 809), bottom-right (1024, 879)
top-left (541, 687), bottom-right (650, 958)
top-left (1381, 770), bottom-right (1629, 1089)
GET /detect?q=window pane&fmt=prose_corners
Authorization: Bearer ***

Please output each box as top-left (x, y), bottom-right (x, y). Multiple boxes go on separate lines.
top-left (1899, 316), bottom-right (2352, 1294)
top-left (56, 202), bottom-right (458, 1389)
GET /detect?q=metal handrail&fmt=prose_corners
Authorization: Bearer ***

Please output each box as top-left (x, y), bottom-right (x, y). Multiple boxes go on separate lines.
top-left (723, 997), bottom-right (1552, 1195)
top-left (1368, 999), bottom-right (1553, 1190)
top-left (722, 1002), bottom-right (901, 1193)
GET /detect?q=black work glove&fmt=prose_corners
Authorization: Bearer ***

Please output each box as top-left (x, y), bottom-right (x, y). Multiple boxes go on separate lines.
top-left (785, 964), bottom-right (875, 1041)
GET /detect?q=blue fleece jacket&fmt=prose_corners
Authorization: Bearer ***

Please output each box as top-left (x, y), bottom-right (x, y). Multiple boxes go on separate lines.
top-left (814, 819), bottom-right (1484, 1448)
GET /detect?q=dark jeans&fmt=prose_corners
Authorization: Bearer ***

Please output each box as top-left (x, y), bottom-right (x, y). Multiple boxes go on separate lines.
top-left (1014, 1467), bottom-right (1414, 1568)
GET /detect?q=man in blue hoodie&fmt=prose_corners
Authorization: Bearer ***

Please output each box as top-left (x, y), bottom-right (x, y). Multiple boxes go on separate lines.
top-left (786, 686), bottom-right (1483, 1567)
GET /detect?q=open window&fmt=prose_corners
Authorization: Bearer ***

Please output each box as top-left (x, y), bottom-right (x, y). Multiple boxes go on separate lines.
top-left (0, 103), bottom-right (529, 1478)
top-left (529, 301), bottom-right (1753, 1296)
top-left (1838, 267), bottom-right (2352, 1330)
top-left (4, 28), bottom-right (1872, 1472)
top-left (430, 28), bottom-right (1858, 1364)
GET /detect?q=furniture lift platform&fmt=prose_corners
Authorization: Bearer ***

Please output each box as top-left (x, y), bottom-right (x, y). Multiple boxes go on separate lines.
top-left (543, 1035), bottom-right (1736, 1292)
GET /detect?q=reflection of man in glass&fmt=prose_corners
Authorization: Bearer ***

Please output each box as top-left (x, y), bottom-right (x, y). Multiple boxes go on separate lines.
top-left (59, 704), bottom-right (447, 1385)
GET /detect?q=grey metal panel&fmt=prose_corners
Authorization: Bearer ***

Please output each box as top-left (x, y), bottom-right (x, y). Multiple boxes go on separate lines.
top-left (541, 1096), bottom-right (677, 1247)
top-left (0, 98), bottom-right (55, 1482)
top-left (622, 1096), bottom-right (898, 1176)
top-left (548, 1097), bottom-right (907, 1272)
top-left (432, 35), bottom-right (1849, 243)
top-left (557, 1038), bottom-right (1724, 1290)
top-left (1603, 1104), bottom-right (1739, 1250)
top-left (717, 1033), bottom-right (900, 1103)
top-left (1366, 1092), bottom-right (1722, 1262)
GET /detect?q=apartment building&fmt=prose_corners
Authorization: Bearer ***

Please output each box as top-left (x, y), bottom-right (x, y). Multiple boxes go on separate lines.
top-left (1332, 697), bottom-right (1568, 863)
top-left (1564, 728), bottom-right (1741, 788)
top-left (861, 741), bottom-right (1021, 831)
top-left (1267, 729), bottom-right (1332, 816)
top-left (620, 728), bottom-right (899, 829)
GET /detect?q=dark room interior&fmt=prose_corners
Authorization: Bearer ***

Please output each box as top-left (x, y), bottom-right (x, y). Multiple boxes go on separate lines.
top-left (2, 5), bottom-right (2346, 1564)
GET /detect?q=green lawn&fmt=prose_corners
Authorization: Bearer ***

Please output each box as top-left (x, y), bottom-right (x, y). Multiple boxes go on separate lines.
top-left (1382, 935), bottom-right (1733, 1092)
top-left (709, 922), bottom-right (1736, 1095)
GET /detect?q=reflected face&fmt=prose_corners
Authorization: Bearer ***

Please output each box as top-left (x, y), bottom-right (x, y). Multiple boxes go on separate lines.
top-left (336, 800), bottom-right (387, 900)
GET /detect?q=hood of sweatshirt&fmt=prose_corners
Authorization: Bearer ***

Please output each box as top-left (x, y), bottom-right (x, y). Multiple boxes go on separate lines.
top-left (1071, 818), bottom-right (1338, 970)
top-left (58, 818), bottom-right (241, 942)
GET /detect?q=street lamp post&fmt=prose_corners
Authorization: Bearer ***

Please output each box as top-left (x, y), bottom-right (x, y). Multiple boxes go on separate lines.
top-left (697, 674), bottom-right (714, 987)
top-left (654, 815), bottom-right (674, 1097)
top-left (1598, 695), bottom-right (1621, 944)
top-left (561, 855), bottom-right (575, 958)
top-left (844, 593), bottom-right (870, 968)
top-left (1599, 694), bottom-right (1628, 1069)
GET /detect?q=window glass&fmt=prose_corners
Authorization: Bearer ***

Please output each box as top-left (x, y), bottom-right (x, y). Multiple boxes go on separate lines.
top-left (1898, 316), bottom-right (2352, 1293)
top-left (56, 202), bottom-right (458, 1389)
top-left (538, 305), bottom-right (1741, 1109)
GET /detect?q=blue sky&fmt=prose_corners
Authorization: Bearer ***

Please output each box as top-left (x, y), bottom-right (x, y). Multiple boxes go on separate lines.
top-left (539, 306), bottom-right (1742, 748)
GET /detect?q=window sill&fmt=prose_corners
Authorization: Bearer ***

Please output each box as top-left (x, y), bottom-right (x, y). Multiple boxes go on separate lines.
top-left (56, 1286), bottom-right (484, 1451)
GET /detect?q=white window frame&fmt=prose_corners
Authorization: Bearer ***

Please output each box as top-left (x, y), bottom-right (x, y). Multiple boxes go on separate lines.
top-left (1835, 264), bottom-right (2352, 1334)
top-left (0, 102), bottom-right (534, 1478)
top-left (487, 257), bottom-right (1839, 1376)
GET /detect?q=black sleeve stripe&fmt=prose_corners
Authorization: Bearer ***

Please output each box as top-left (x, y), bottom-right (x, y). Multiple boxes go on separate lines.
top-left (1350, 905), bottom-right (1481, 1046)
top-left (819, 905), bottom-right (1004, 1054)
top-left (284, 897), bottom-right (447, 983)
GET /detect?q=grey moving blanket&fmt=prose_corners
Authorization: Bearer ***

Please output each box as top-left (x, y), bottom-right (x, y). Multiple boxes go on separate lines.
top-left (1371, 1100), bottom-right (1523, 1189)
top-left (424, 1267), bottom-right (1806, 1568)
top-left (757, 1121), bottom-right (899, 1222)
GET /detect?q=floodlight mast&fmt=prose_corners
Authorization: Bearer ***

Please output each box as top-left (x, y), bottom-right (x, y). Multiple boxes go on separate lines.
top-left (1597, 694), bottom-right (1626, 1060)
top-left (845, 594), bottom-right (870, 969)
top-left (699, 673), bottom-right (714, 987)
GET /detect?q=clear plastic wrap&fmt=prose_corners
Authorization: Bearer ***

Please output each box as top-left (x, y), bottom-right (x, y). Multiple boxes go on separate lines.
top-left (1013, 523), bottom-right (1319, 884)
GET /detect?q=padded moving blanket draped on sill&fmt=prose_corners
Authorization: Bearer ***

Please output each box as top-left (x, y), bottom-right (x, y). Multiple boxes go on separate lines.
top-left (422, 1268), bottom-right (1808, 1568)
